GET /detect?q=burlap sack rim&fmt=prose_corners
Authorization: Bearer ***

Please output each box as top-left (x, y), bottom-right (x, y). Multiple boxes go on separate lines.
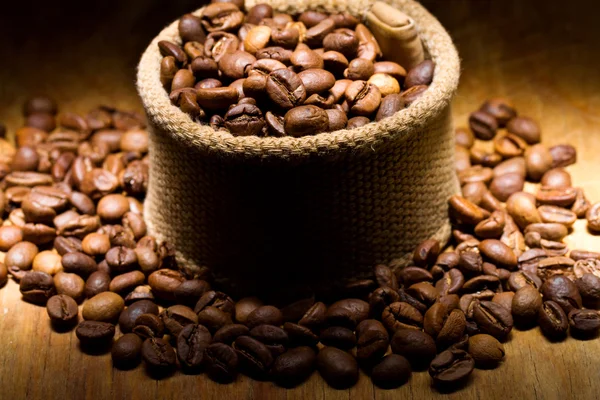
top-left (136, 0), bottom-right (460, 162)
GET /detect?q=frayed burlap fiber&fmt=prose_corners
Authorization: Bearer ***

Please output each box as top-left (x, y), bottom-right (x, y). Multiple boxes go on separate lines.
top-left (137, 0), bottom-right (460, 295)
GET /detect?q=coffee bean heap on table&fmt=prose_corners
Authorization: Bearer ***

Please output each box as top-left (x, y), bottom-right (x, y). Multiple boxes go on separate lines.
top-left (159, 2), bottom-right (433, 137)
top-left (1, 95), bottom-right (600, 392)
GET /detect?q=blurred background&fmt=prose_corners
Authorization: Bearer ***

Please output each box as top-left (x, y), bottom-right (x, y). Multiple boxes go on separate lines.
top-left (0, 0), bottom-right (599, 140)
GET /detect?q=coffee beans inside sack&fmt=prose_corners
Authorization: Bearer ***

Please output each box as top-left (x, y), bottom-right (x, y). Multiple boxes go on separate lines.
top-left (159, 2), bottom-right (431, 137)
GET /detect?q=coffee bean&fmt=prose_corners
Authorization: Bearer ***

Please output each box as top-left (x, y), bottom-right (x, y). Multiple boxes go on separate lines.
top-left (569, 309), bottom-right (600, 338)
top-left (76, 320), bottom-right (115, 348)
top-left (371, 354), bottom-right (411, 389)
top-left (271, 346), bottom-right (316, 388)
top-left (24, 96), bottom-right (58, 116)
top-left (448, 195), bottom-right (485, 225)
top-left (506, 192), bottom-right (542, 230)
top-left (112, 333), bottom-right (143, 370)
top-left (478, 239), bottom-right (517, 270)
top-left (283, 105), bottom-right (329, 137)
top-left (512, 286), bottom-right (542, 326)
top-left (141, 337), bottom-right (177, 373)
top-left (53, 271), bottom-right (85, 302)
top-left (204, 342), bottom-right (239, 383)
top-left (398, 266), bottom-right (433, 287)
top-left (20, 271), bottom-right (55, 305)
top-left (390, 328), bottom-right (436, 367)
top-left (290, 45), bottom-right (324, 71)
top-left (133, 313), bottom-right (165, 338)
top-left (83, 292), bottom-right (124, 322)
top-left (469, 111), bottom-right (497, 140)
top-left (5, 241), bottom-right (38, 271)
top-left (472, 301), bottom-right (513, 341)
top-left (541, 275), bottom-right (582, 314)
top-left (382, 301), bottom-right (423, 332)
top-left (507, 270), bottom-right (542, 292)
top-left (424, 303), bottom-right (466, 348)
top-left (324, 298), bottom-right (369, 329)
top-left (234, 335), bottom-right (273, 377)
top-left (549, 144), bottom-right (576, 168)
top-left (467, 334), bottom-right (504, 368)
top-left (250, 324), bottom-right (289, 357)
top-left (194, 290), bottom-right (235, 315)
top-left (46, 294), bottom-right (79, 328)
top-left (575, 274), bottom-right (600, 308)
top-left (245, 305), bottom-right (283, 329)
top-left (176, 324), bottom-right (212, 370)
top-left (317, 326), bottom-right (355, 350)
top-left (480, 98), bottom-right (516, 127)
top-left (344, 80), bottom-right (381, 116)
top-left (405, 60), bottom-right (435, 88)
top-left (355, 319), bottom-right (388, 363)
top-left (213, 324), bottom-right (250, 345)
top-left (537, 300), bottom-right (568, 340)
top-left (118, 299), bottom-right (159, 333)
top-left (429, 349), bottom-right (474, 386)
top-left (586, 202), bottom-right (600, 232)
top-left (317, 347), bottom-right (358, 389)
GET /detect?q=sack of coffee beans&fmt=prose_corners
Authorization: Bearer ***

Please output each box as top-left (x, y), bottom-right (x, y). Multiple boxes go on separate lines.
top-left (137, 0), bottom-right (460, 295)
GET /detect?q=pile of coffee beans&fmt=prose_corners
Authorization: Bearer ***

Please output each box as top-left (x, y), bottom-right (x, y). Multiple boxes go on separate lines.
top-left (0, 93), bottom-right (599, 392)
top-left (159, 1), bottom-right (433, 137)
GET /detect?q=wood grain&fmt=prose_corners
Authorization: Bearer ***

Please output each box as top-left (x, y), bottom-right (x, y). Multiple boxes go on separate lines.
top-left (1, 1), bottom-right (600, 399)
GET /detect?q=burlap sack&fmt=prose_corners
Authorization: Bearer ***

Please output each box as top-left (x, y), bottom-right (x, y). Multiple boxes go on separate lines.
top-left (137, 0), bottom-right (460, 296)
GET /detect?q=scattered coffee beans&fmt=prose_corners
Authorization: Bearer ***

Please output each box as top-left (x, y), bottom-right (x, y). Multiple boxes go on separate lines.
top-left (2, 87), bottom-right (599, 392)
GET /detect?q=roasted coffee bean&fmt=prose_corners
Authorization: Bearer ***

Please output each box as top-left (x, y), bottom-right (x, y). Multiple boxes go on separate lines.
top-left (382, 302), bottom-right (423, 332)
top-left (249, 324), bottom-right (289, 357)
top-left (549, 144), bottom-right (576, 168)
top-left (20, 271), bottom-right (55, 305)
top-left (512, 286), bottom-right (542, 326)
top-left (448, 195), bottom-right (485, 225)
top-left (587, 202), bottom-right (600, 232)
top-left (506, 191), bottom-right (542, 230)
top-left (413, 239), bottom-right (440, 268)
top-left (141, 337), bottom-right (177, 373)
top-left (398, 266), bottom-right (433, 287)
top-left (317, 347), bottom-right (358, 389)
top-left (195, 290), bottom-right (236, 316)
top-left (76, 320), bottom-right (115, 348)
top-left (147, 269), bottom-right (185, 302)
top-left (112, 333), bottom-right (143, 369)
top-left (436, 269), bottom-right (465, 296)
top-left (489, 173), bottom-right (524, 202)
top-left (575, 274), bottom-right (600, 309)
top-left (474, 210), bottom-right (506, 239)
top-left (371, 354), bottom-right (411, 389)
top-left (5, 241), bottom-right (38, 271)
top-left (245, 305), bottom-right (283, 329)
top-left (204, 342), bottom-right (238, 383)
top-left (507, 270), bottom-right (542, 292)
top-left (424, 303), bottom-right (466, 348)
top-left (480, 98), bottom-right (516, 127)
top-left (133, 313), bottom-right (165, 339)
top-left (462, 275), bottom-right (502, 294)
top-left (390, 328), bottom-right (436, 368)
top-left (478, 239), bottom-right (517, 270)
top-left (355, 319), bottom-right (389, 363)
top-left (282, 322), bottom-right (319, 347)
top-left (234, 335), bottom-right (274, 377)
top-left (538, 300), bottom-right (569, 340)
top-left (118, 300), bottom-right (159, 333)
top-left (319, 326), bottom-right (356, 349)
top-left (472, 301), bottom-right (513, 341)
top-left (124, 285), bottom-right (154, 305)
top-left (195, 306), bottom-right (231, 333)
top-left (537, 205), bottom-right (577, 227)
top-left (429, 349), bottom-right (474, 386)
top-left (271, 346), bottom-right (317, 388)
top-left (324, 298), bottom-right (369, 329)
top-left (492, 292), bottom-right (515, 312)
top-left (160, 305), bottom-right (198, 337)
top-left (213, 324), bottom-right (250, 345)
top-left (344, 80), bottom-right (381, 116)
top-left (83, 292), bottom-right (124, 322)
top-left (468, 334), bottom-right (505, 368)
top-left (53, 272), bottom-right (85, 302)
top-left (283, 105), bottom-right (328, 137)
top-left (458, 251), bottom-right (483, 276)
top-left (46, 294), bottom-right (78, 327)
top-left (176, 324), bottom-right (212, 370)
top-left (374, 93), bottom-right (404, 121)
top-left (541, 168), bottom-right (572, 189)
top-left (568, 309), bottom-right (600, 338)
top-left (469, 111), bottom-right (497, 140)
top-left (368, 286), bottom-right (400, 319)
top-left (541, 275), bottom-right (582, 314)
top-left (572, 188), bottom-right (591, 218)
top-left (374, 264), bottom-right (397, 290)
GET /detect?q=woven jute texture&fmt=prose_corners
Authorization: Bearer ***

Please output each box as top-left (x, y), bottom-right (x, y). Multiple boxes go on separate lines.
top-left (137, 0), bottom-right (460, 296)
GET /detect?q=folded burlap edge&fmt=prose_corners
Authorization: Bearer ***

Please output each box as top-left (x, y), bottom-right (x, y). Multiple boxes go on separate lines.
top-left (136, 0), bottom-right (460, 163)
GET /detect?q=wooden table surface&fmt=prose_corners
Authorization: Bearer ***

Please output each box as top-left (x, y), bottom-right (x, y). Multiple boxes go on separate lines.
top-left (1, 0), bottom-right (600, 399)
